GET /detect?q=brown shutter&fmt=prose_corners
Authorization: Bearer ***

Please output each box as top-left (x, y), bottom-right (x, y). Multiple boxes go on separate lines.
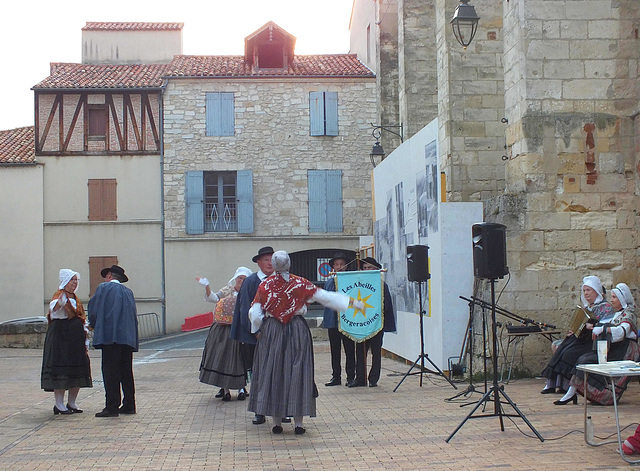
top-left (103, 179), bottom-right (117, 221)
top-left (88, 179), bottom-right (117, 221)
top-left (89, 256), bottom-right (119, 297)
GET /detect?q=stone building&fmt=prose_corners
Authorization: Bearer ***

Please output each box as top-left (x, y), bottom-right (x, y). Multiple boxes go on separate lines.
top-left (350, 0), bottom-right (639, 372)
top-left (161, 22), bottom-right (377, 330)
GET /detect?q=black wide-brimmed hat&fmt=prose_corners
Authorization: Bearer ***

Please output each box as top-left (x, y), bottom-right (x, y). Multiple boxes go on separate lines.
top-left (361, 256), bottom-right (382, 270)
top-left (252, 246), bottom-right (275, 263)
top-left (100, 265), bottom-right (129, 283)
top-left (329, 252), bottom-right (348, 268)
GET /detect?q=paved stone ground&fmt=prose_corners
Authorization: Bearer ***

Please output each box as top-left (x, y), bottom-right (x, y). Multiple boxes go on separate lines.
top-left (0, 336), bottom-right (638, 470)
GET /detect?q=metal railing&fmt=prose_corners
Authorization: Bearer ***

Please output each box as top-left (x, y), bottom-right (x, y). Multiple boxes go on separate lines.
top-left (137, 312), bottom-right (162, 340)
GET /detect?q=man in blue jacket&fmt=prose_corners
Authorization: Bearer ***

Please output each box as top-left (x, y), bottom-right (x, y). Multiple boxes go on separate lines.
top-left (231, 246), bottom-right (274, 424)
top-left (88, 265), bottom-right (138, 417)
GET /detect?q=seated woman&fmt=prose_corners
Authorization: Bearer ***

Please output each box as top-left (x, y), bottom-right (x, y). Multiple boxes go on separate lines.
top-left (563, 283), bottom-right (638, 406)
top-left (540, 275), bottom-right (613, 403)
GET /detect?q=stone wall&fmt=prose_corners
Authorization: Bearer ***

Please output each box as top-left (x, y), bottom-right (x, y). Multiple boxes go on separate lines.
top-left (163, 77), bottom-right (377, 239)
top-left (495, 0), bottom-right (640, 371)
top-left (398, 0), bottom-right (438, 138)
top-left (436, 0), bottom-right (507, 203)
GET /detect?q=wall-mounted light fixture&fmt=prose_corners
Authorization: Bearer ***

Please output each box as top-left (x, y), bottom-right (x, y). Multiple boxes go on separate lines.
top-left (450, 0), bottom-right (480, 49)
top-left (369, 123), bottom-right (403, 167)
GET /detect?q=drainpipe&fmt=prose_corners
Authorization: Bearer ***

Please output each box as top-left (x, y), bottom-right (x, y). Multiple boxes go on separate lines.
top-left (159, 82), bottom-right (167, 335)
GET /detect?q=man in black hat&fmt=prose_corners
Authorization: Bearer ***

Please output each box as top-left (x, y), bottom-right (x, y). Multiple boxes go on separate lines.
top-left (322, 252), bottom-right (356, 387)
top-left (88, 265), bottom-right (138, 417)
top-left (350, 257), bottom-right (396, 388)
top-left (231, 246), bottom-right (274, 425)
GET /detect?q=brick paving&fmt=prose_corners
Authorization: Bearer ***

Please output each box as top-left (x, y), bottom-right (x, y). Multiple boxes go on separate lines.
top-left (0, 338), bottom-right (638, 470)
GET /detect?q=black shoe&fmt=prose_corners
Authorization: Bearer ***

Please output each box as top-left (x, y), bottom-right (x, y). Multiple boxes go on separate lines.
top-left (252, 414), bottom-right (266, 425)
top-left (237, 390), bottom-right (247, 401)
top-left (295, 426), bottom-right (306, 435)
top-left (540, 387), bottom-right (555, 394)
top-left (554, 395), bottom-right (578, 405)
top-left (557, 388), bottom-right (567, 394)
top-left (118, 406), bottom-right (136, 414)
top-left (325, 378), bottom-right (341, 387)
top-left (215, 388), bottom-right (225, 398)
top-left (347, 380), bottom-right (366, 388)
top-left (53, 405), bottom-right (73, 415)
top-left (272, 425), bottom-right (283, 434)
top-left (66, 404), bottom-right (83, 413)
top-left (221, 392), bottom-right (231, 402)
top-left (369, 382), bottom-right (377, 388)
top-left (95, 408), bottom-right (119, 417)
top-left (281, 417), bottom-right (292, 423)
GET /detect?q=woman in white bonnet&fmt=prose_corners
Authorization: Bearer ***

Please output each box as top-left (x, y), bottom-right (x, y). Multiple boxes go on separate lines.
top-left (567, 282), bottom-right (639, 406)
top-left (540, 275), bottom-right (614, 404)
top-left (41, 269), bottom-right (92, 415)
top-left (196, 267), bottom-right (252, 401)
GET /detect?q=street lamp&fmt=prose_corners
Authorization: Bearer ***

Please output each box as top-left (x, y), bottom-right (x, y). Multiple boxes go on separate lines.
top-left (369, 123), bottom-right (403, 167)
top-left (450, 0), bottom-right (480, 49)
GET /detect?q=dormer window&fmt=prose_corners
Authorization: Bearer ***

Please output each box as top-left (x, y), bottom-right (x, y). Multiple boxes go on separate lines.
top-left (244, 21), bottom-right (296, 72)
top-left (257, 42), bottom-right (285, 69)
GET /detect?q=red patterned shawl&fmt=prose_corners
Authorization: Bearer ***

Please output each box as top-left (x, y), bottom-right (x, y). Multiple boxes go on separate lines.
top-left (252, 273), bottom-right (318, 325)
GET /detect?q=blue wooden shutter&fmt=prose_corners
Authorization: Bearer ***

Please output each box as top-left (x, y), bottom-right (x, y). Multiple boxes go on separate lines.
top-left (185, 171), bottom-right (204, 234)
top-left (325, 170), bottom-right (343, 232)
top-left (308, 170), bottom-right (327, 232)
top-left (236, 170), bottom-right (253, 234)
top-left (205, 93), bottom-right (220, 136)
top-left (309, 92), bottom-right (325, 136)
top-left (220, 92), bottom-right (235, 136)
top-left (206, 93), bottom-right (234, 136)
top-left (325, 92), bottom-right (338, 136)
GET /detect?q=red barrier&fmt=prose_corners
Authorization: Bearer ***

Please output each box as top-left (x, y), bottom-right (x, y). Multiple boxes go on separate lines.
top-left (181, 312), bottom-right (214, 332)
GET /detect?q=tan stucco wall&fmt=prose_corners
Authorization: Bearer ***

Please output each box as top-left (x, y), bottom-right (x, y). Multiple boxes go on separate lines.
top-left (40, 154), bottom-right (163, 321)
top-left (0, 165), bottom-right (44, 321)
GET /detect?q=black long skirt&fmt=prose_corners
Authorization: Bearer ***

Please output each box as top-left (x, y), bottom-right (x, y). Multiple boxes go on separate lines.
top-left (41, 317), bottom-right (92, 391)
top-left (248, 316), bottom-right (317, 419)
top-left (199, 323), bottom-right (246, 390)
top-left (541, 334), bottom-right (593, 381)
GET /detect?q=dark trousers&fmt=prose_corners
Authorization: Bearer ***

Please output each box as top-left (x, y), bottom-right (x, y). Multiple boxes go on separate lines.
top-left (101, 344), bottom-right (135, 412)
top-left (328, 328), bottom-right (356, 382)
top-left (355, 331), bottom-right (384, 385)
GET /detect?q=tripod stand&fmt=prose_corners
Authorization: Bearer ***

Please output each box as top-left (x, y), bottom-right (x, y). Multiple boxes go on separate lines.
top-left (445, 291), bottom-right (487, 404)
top-left (445, 278), bottom-right (544, 442)
top-left (394, 281), bottom-right (457, 392)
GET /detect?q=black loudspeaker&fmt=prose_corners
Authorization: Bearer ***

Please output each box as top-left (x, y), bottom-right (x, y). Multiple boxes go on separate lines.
top-left (472, 223), bottom-right (509, 279)
top-left (407, 245), bottom-right (430, 282)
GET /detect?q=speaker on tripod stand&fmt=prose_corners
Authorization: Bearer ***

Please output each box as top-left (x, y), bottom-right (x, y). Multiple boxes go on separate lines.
top-left (446, 222), bottom-right (544, 442)
top-left (394, 245), bottom-right (457, 392)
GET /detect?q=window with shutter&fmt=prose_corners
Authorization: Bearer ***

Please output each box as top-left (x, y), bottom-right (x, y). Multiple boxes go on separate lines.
top-left (206, 92), bottom-right (235, 136)
top-left (309, 92), bottom-right (339, 137)
top-left (87, 105), bottom-right (107, 140)
top-left (185, 170), bottom-right (253, 234)
top-left (308, 170), bottom-right (342, 233)
top-left (88, 178), bottom-right (117, 221)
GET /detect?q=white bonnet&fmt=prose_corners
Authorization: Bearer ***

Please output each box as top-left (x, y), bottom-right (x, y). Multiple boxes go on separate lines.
top-left (581, 275), bottom-right (604, 307)
top-left (228, 266), bottom-right (252, 286)
top-left (612, 282), bottom-right (635, 310)
top-left (59, 269), bottom-right (80, 292)
top-left (272, 250), bottom-right (291, 274)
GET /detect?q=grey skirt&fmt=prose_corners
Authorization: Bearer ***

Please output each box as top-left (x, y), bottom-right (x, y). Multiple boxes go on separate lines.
top-left (248, 316), bottom-right (317, 418)
top-left (199, 323), bottom-right (246, 390)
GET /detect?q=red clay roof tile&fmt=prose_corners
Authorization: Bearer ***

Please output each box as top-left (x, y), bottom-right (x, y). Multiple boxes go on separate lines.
top-left (33, 63), bottom-right (170, 89)
top-left (82, 22), bottom-right (184, 31)
top-left (0, 126), bottom-right (35, 164)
